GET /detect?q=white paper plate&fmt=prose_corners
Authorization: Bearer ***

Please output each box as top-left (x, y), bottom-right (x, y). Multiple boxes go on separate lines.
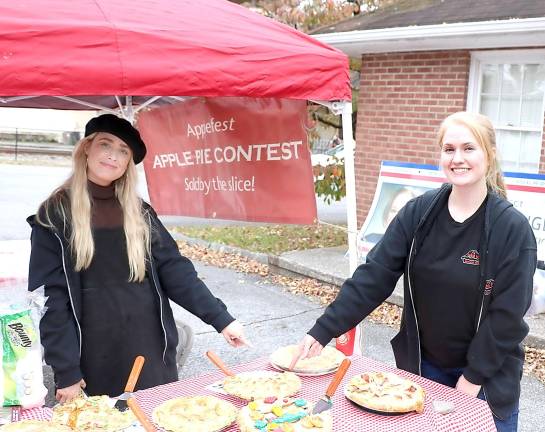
top-left (269, 361), bottom-right (339, 377)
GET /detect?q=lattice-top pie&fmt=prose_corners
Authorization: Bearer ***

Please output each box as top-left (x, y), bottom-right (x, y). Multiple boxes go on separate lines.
top-left (344, 371), bottom-right (425, 414)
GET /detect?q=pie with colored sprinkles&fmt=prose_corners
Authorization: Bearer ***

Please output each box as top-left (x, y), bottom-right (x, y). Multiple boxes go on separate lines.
top-left (344, 371), bottom-right (425, 414)
top-left (238, 397), bottom-right (333, 432)
top-left (152, 395), bottom-right (237, 432)
top-left (222, 371), bottom-right (301, 401)
top-left (51, 395), bottom-right (136, 431)
top-left (0, 420), bottom-right (74, 432)
top-left (270, 345), bottom-right (345, 374)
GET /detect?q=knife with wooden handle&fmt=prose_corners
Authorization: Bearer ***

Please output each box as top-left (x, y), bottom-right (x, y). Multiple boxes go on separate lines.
top-left (127, 397), bottom-right (157, 432)
top-left (206, 350), bottom-right (235, 376)
top-left (312, 358), bottom-right (351, 414)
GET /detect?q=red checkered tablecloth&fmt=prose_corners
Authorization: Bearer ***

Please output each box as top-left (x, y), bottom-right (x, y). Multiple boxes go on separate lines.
top-left (10, 406), bottom-right (52, 422)
top-left (9, 355), bottom-right (496, 431)
top-left (134, 355), bottom-right (496, 432)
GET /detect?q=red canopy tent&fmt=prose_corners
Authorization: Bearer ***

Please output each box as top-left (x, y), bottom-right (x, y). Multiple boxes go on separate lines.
top-left (0, 0), bottom-right (350, 110)
top-left (0, 0), bottom-right (359, 272)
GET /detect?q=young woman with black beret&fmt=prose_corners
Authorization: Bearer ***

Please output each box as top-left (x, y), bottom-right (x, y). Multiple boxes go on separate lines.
top-left (28, 114), bottom-right (250, 402)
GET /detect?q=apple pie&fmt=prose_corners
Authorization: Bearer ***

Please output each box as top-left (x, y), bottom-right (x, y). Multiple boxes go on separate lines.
top-left (270, 345), bottom-right (345, 375)
top-left (222, 371), bottom-right (301, 401)
top-left (344, 371), bottom-right (425, 414)
top-left (51, 395), bottom-right (136, 431)
top-left (152, 395), bottom-right (237, 432)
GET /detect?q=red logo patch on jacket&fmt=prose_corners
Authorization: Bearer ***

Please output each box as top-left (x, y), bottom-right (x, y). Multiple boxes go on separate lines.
top-left (484, 279), bottom-right (494, 296)
top-left (461, 250), bottom-right (480, 265)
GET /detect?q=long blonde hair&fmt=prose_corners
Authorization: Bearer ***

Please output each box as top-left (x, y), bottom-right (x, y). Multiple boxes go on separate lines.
top-left (437, 111), bottom-right (507, 199)
top-left (36, 134), bottom-right (150, 282)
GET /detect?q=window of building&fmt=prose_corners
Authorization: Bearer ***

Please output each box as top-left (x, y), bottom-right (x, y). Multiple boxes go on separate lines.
top-left (468, 50), bottom-right (545, 173)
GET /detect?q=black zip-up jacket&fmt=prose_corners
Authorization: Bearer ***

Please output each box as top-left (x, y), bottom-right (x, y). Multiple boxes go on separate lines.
top-left (308, 184), bottom-right (536, 419)
top-left (27, 201), bottom-right (234, 389)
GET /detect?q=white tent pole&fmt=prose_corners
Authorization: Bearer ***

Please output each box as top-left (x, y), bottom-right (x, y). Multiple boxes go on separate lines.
top-left (51, 96), bottom-right (115, 113)
top-left (125, 96), bottom-right (134, 123)
top-left (0, 96), bottom-right (38, 104)
top-left (115, 96), bottom-right (124, 113)
top-left (312, 99), bottom-right (358, 274)
top-left (341, 100), bottom-right (358, 274)
top-left (133, 96), bottom-right (162, 114)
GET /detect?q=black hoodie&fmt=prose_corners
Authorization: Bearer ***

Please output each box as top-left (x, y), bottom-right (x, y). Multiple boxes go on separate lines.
top-left (308, 184), bottom-right (536, 420)
top-left (27, 200), bottom-right (234, 389)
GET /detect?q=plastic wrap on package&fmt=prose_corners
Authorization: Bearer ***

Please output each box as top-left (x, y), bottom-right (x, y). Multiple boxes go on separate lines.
top-left (0, 280), bottom-right (48, 408)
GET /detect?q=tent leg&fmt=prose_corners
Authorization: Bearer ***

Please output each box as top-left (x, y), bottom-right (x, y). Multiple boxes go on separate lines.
top-left (125, 96), bottom-right (134, 123)
top-left (314, 99), bottom-right (358, 274)
top-left (341, 101), bottom-right (358, 274)
top-left (341, 101), bottom-right (363, 357)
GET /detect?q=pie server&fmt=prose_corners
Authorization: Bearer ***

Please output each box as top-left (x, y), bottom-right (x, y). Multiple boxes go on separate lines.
top-left (206, 350), bottom-right (236, 376)
top-left (312, 358), bottom-right (351, 414)
top-left (114, 355), bottom-right (145, 411)
top-left (127, 398), bottom-right (157, 432)
top-left (114, 356), bottom-right (157, 431)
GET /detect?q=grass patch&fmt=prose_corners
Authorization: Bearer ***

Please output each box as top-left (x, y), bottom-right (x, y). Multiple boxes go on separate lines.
top-left (174, 224), bottom-right (348, 255)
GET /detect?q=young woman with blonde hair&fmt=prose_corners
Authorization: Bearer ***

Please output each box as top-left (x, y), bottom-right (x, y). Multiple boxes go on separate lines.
top-left (291, 111), bottom-right (536, 432)
top-left (28, 114), bottom-right (249, 402)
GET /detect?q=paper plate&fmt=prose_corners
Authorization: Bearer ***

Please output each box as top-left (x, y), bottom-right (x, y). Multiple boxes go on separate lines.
top-left (269, 345), bottom-right (345, 377)
top-left (269, 361), bottom-right (339, 377)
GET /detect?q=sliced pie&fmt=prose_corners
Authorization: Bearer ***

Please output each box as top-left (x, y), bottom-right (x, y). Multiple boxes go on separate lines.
top-left (270, 345), bottom-right (345, 374)
top-left (152, 395), bottom-right (237, 432)
top-left (51, 395), bottom-right (136, 431)
top-left (344, 371), bottom-right (425, 414)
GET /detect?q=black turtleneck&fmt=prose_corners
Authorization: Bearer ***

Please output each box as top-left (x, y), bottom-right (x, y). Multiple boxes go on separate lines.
top-left (87, 181), bottom-right (123, 228)
top-left (81, 181), bottom-right (176, 396)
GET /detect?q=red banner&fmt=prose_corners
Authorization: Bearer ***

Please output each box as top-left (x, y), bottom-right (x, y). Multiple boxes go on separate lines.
top-left (138, 97), bottom-right (317, 223)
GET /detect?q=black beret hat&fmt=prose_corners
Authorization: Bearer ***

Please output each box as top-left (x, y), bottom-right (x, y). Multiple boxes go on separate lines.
top-left (85, 114), bottom-right (147, 164)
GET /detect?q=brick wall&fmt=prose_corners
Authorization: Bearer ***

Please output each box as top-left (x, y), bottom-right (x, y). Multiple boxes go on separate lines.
top-left (355, 50), bottom-right (471, 225)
